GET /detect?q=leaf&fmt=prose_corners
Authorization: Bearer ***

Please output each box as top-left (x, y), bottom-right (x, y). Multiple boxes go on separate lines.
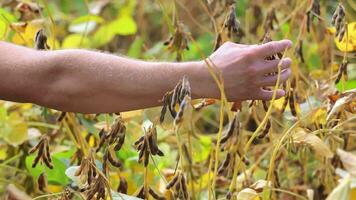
top-left (292, 128), bottom-right (333, 159)
top-left (250, 180), bottom-right (272, 193)
top-left (337, 149), bottom-right (356, 177)
top-left (65, 166), bottom-right (141, 200)
top-left (334, 22), bottom-right (356, 52)
top-left (26, 154), bottom-right (69, 186)
top-left (62, 34), bottom-right (91, 49)
top-left (111, 15), bottom-right (137, 36)
top-left (327, 90), bottom-right (355, 121)
top-left (236, 188), bottom-right (259, 200)
top-left (127, 37), bottom-right (144, 58)
top-left (0, 109), bottom-right (28, 146)
top-left (326, 175), bottom-right (351, 200)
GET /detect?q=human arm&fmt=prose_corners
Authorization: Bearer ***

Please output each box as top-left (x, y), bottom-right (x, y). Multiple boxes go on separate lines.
top-left (0, 40), bottom-right (292, 114)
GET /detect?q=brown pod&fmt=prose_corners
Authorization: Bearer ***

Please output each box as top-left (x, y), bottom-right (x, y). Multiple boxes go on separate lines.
top-left (221, 114), bottom-right (237, 144)
top-left (180, 175), bottom-right (189, 200)
top-left (213, 33), bottom-right (222, 51)
top-left (96, 129), bottom-right (107, 152)
top-left (114, 134), bottom-right (125, 151)
top-left (134, 136), bottom-right (145, 146)
top-left (38, 172), bottom-right (47, 192)
top-left (166, 174), bottom-right (179, 189)
top-left (289, 89), bottom-right (297, 117)
top-left (280, 93), bottom-right (290, 114)
top-left (258, 119), bottom-right (271, 139)
top-left (136, 186), bottom-right (145, 199)
top-left (45, 140), bottom-right (51, 163)
top-left (149, 188), bottom-right (165, 200)
top-left (29, 139), bottom-right (43, 154)
top-left (262, 100), bottom-right (269, 112)
top-left (107, 151), bottom-right (122, 168)
top-left (117, 177), bottom-right (128, 194)
top-left (42, 153), bottom-right (54, 169)
top-left (57, 112), bottom-right (66, 122)
top-left (218, 153), bottom-right (231, 175)
top-left (144, 148), bottom-right (150, 167)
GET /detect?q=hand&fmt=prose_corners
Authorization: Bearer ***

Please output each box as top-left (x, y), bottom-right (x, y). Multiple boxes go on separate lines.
top-left (200, 40), bottom-right (292, 101)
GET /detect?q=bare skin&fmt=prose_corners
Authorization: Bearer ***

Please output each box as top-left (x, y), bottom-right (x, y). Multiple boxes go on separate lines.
top-left (0, 40), bottom-right (292, 114)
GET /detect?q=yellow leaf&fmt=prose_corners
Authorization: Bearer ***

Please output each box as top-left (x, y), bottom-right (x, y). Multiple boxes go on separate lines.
top-left (11, 20), bottom-right (45, 47)
top-left (310, 108), bottom-right (327, 125)
top-left (292, 128), bottom-right (333, 159)
top-left (334, 22), bottom-right (356, 52)
top-left (0, 145), bottom-right (8, 160)
top-left (47, 184), bottom-right (62, 193)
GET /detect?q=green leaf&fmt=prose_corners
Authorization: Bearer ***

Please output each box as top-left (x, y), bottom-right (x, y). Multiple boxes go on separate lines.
top-left (0, 8), bottom-right (17, 23)
top-left (0, 20), bottom-right (6, 39)
top-left (0, 111), bottom-right (28, 146)
top-left (71, 15), bottom-right (104, 24)
top-left (91, 23), bottom-right (116, 47)
top-left (337, 80), bottom-right (356, 91)
top-left (127, 37), bottom-right (144, 58)
top-left (26, 153), bottom-right (69, 185)
top-left (111, 15), bottom-right (137, 36)
top-left (62, 34), bottom-right (91, 49)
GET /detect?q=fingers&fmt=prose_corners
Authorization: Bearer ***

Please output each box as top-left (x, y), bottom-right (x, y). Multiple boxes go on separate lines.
top-left (253, 40), bottom-right (292, 58)
top-left (258, 68), bottom-right (291, 86)
top-left (257, 88), bottom-right (286, 101)
top-left (257, 58), bottom-right (292, 75)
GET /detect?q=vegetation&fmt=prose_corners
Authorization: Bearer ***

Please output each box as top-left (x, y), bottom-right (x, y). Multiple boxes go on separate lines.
top-left (0, 0), bottom-right (355, 200)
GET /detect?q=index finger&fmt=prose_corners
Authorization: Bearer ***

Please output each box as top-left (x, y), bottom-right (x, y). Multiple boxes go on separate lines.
top-left (253, 40), bottom-right (292, 58)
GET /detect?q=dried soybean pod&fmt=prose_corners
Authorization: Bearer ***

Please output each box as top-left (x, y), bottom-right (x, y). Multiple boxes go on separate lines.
top-left (214, 33), bottom-right (222, 51)
top-left (134, 136), bottom-right (144, 146)
top-left (289, 89), bottom-right (297, 117)
top-left (96, 128), bottom-right (106, 152)
top-left (180, 175), bottom-right (189, 199)
top-left (149, 188), bottom-right (165, 200)
top-left (45, 140), bottom-right (51, 162)
top-left (221, 114), bottom-right (237, 144)
top-left (57, 112), bottom-right (66, 122)
top-left (107, 151), bottom-right (122, 168)
top-left (258, 119), bottom-right (271, 139)
top-left (144, 147), bottom-right (150, 166)
top-left (29, 140), bottom-right (43, 154)
top-left (262, 100), bottom-right (269, 112)
top-left (38, 172), bottom-right (47, 192)
top-left (42, 152), bottom-right (53, 169)
top-left (166, 174), bottom-right (179, 189)
top-left (218, 153), bottom-right (231, 175)
top-left (117, 177), bottom-right (128, 194)
top-left (136, 186), bottom-right (145, 199)
top-left (32, 142), bottom-right (44, 168)
top-left (114, 133), bottom-right (125, 151)
top-left (335, 63), bottom-right (344, 84)
top-left (280, 93), bottom-right (290, 114)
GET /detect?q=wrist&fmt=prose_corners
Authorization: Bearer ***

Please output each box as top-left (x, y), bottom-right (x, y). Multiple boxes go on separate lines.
top-left (179, 60), bottom-right (218, 99)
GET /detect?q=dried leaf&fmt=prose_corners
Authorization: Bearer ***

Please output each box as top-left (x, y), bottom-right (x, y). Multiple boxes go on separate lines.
top-left (292, 128), bottom-right (333, 158)
top-left (327, 90), bottom-right (355, 121)
top-left (236, 188), bottom-right (259, 200)
top-left (250, 180), bottom-right (271, 193)
top-left (337, 149), bottom-right (356, 177)
top-left (326, 175), bottom-right (351, 200)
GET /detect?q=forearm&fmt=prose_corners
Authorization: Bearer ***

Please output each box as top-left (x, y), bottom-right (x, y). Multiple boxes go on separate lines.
top-left (0, 41), bottom-right (209, 113)
top-left (41, 49), bottom-right (208, 113)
